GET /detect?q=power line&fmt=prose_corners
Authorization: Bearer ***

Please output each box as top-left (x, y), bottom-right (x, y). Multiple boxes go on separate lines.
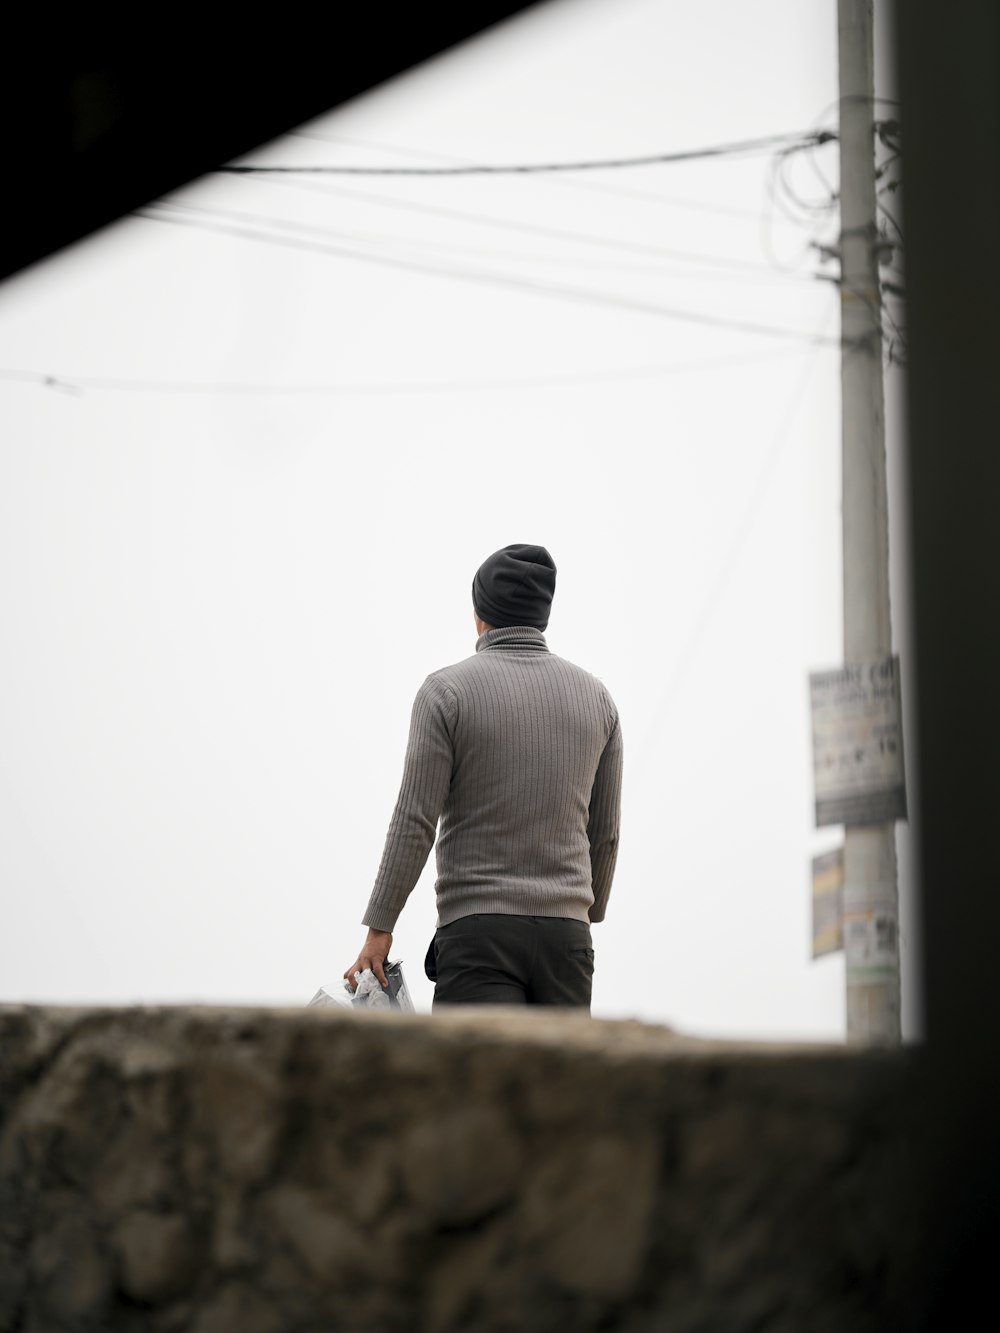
top-left (287, 127), bottom-right (809, 229)
top-left (219, 130), bottom-right (836, 177)
top-left (138, 205), bottom-right (843, 347)
top-left (778, 146), bottom-right (839, 219)
top-left (150, 197), bottom-right (817, 289)
top-left (227, 172), bottom-right (825, 279)
top-left (0, 346), bottom-right (814, 399)
top-left (758, 105), bottom-right (907, 302)
top-left (630, 310), bottom-right (838, 778)
top-left (544, 173), bottom-right (807, 226)
top-left (758, 103), bottom-right (902, 261)
top-left (767, 140), bottom-right (840, 228)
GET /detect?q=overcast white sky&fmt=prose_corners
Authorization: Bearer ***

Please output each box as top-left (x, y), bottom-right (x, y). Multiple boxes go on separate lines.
top-left (0, 0), bottom-right (916, 1040)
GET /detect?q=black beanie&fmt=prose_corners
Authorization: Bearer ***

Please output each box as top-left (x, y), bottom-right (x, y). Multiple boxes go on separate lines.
top-left (472, 544), bottom-right (557, 631)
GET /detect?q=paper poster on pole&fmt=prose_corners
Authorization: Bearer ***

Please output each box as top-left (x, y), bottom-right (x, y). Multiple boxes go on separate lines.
top-left (811, 848), bottom-right (844, 958)
top-left (809, 656), bottom-right (907, 827)
top-left (843, 909), bottom-right (899, 976)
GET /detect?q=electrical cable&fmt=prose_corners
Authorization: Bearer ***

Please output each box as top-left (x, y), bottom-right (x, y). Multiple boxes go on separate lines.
top-left (138, 205), bottom-right (843, 347)
top-left (760, 152), bottom-right (836, 275)
top-left (227, 172), bottom-right (820, 278)
top-left (219, 130), bottom-right (835, 177)
top-left (149, 197), bottom-right (818, 288)
top-left (629, 304), bottom-right (840, 778)
top-left (286, 127), bottom-right (808, 230)
top-left (0, 345), bottom-right (815, 399)
top-left (877, 196), bottom-right (904, 231)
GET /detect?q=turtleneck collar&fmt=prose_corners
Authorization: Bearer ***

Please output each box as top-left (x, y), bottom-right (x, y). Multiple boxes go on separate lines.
top-left (475, 626), bottom-right (550, 654)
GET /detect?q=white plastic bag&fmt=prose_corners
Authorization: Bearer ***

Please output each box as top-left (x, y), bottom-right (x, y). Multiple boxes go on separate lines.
top-left (308, 960), bottom-right (414, 1012)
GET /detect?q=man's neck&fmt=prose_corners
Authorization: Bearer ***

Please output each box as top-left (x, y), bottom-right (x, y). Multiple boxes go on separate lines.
top-left (475, 626), bottom-right (549, 653)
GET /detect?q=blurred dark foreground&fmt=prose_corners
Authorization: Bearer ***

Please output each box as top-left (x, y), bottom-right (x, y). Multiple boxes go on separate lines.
top-left (1, 1004), bottom-right (925, 1332)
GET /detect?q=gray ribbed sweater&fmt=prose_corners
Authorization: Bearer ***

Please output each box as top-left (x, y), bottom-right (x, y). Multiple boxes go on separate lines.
top-left (362, 626), bottom-right (623, 933)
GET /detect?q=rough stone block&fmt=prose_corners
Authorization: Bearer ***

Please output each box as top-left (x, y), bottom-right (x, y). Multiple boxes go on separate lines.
top-left (112, 1209), bottom-right (200, 1302)
top-left (0, 1005), bottom-right (920, 1331)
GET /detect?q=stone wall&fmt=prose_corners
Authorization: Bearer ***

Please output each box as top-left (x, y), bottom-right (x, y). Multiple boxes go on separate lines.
top-left (0, 1006), bottom-right (919, 1332)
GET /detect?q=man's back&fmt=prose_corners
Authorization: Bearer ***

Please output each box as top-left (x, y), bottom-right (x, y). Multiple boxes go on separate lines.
top-left (428, 626), bottom-right (621, 927)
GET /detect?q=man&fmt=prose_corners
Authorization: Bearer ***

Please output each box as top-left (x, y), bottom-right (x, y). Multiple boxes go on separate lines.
top-left (344, 543), bottom-right (623, 1009)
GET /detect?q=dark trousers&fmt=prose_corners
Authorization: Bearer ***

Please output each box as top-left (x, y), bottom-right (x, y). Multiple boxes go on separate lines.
top-left (425, 913), bottom-right (595, 1010)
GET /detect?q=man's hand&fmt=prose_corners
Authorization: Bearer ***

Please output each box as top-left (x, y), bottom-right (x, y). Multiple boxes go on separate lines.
top-left (344, 928), bottom-right (393, 991)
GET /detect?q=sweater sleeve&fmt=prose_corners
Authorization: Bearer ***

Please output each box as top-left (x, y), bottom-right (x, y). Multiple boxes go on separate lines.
top-left (587, 710), bottom-right (623, 924)
top-left (362, 676), bottom-right (456, 933)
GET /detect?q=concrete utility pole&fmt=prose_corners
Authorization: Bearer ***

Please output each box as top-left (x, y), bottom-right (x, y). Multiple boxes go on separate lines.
top-left (837, 0), bottom-right (901, 1044)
